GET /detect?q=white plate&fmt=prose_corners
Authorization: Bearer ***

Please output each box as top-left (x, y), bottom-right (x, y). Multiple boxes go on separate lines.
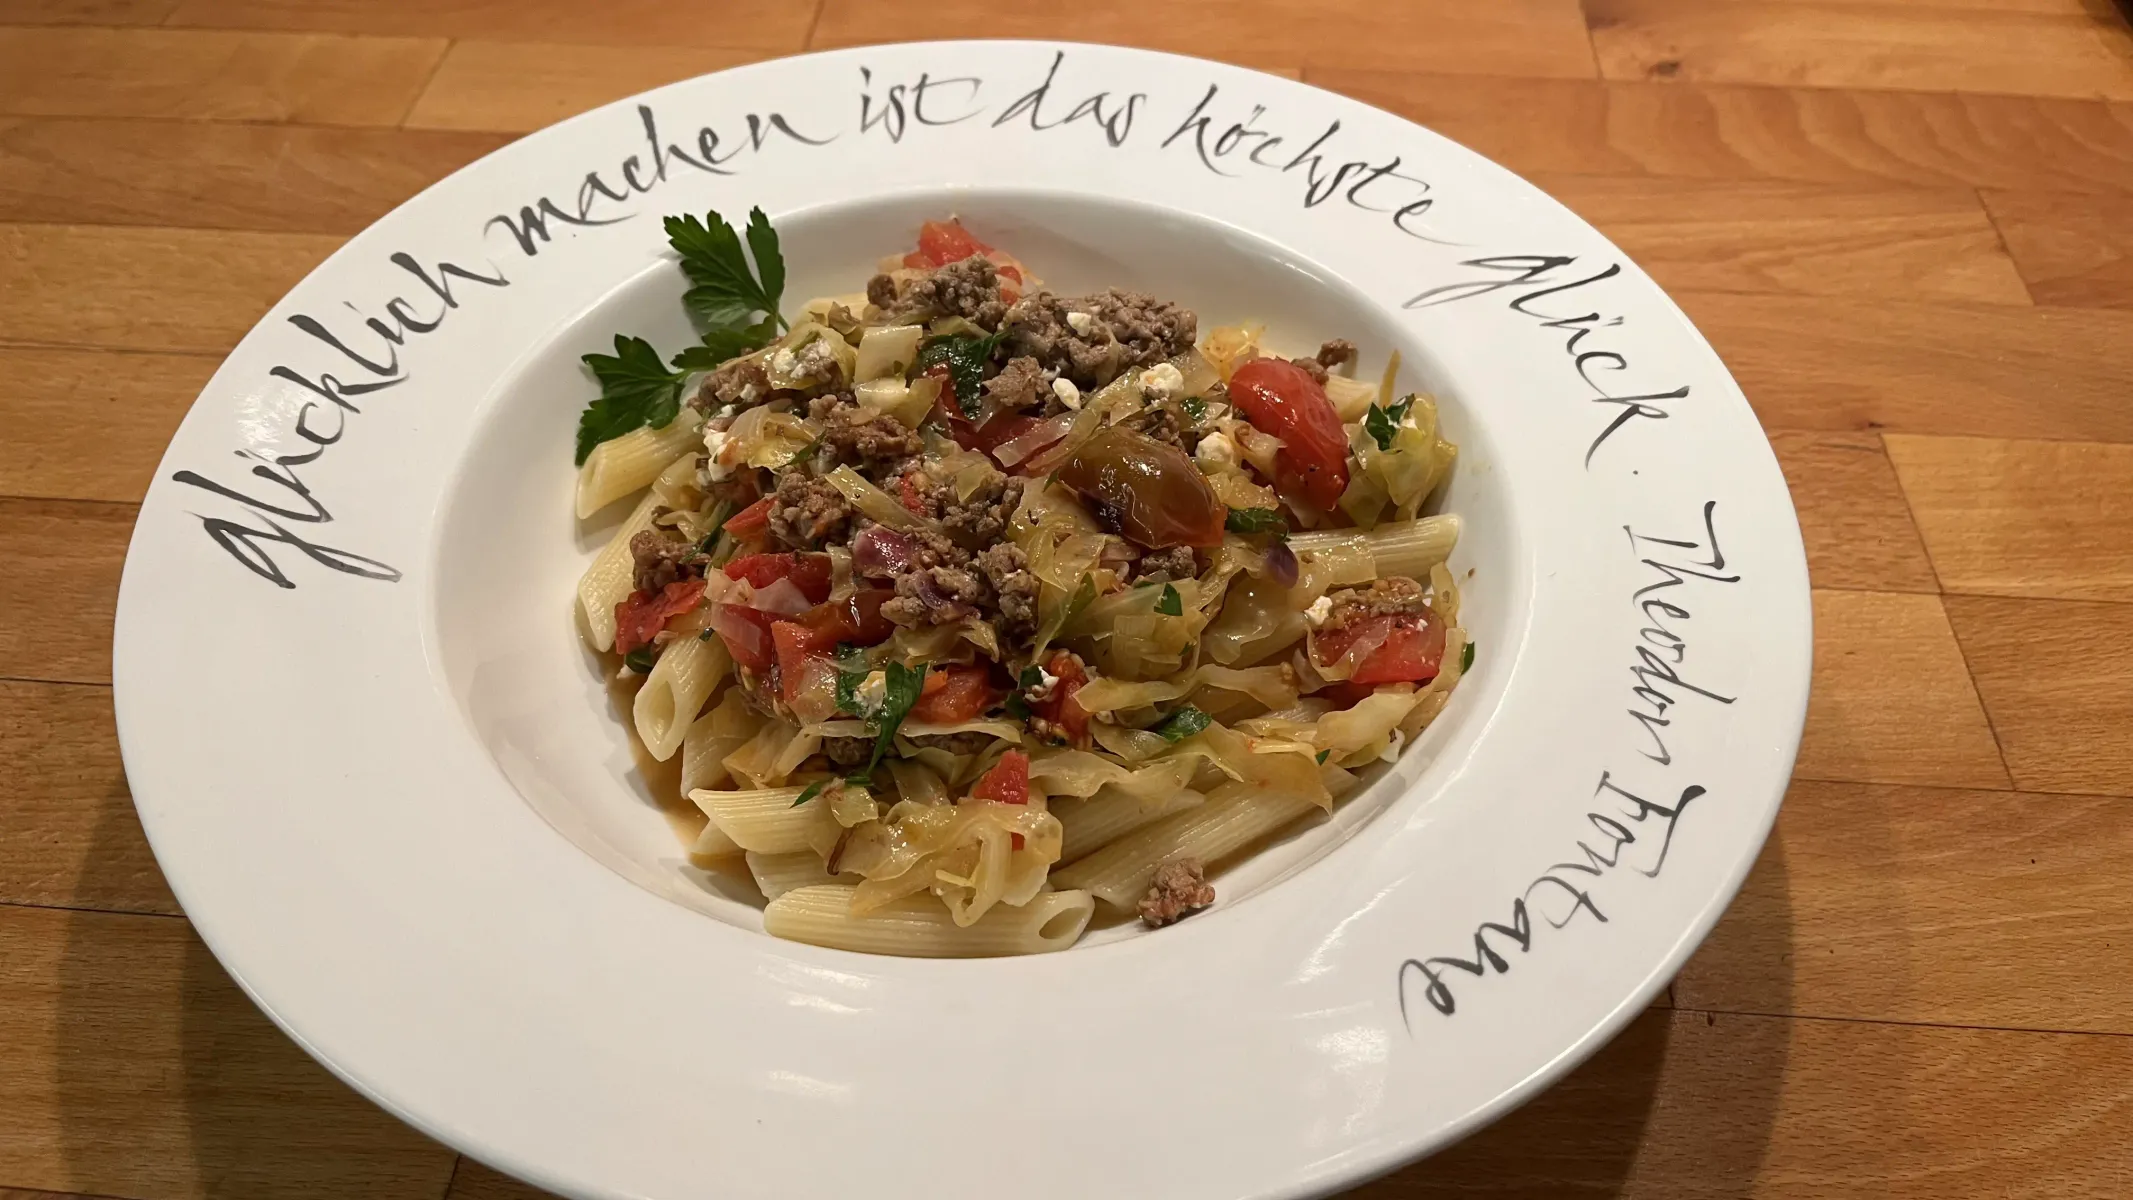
top-left (114, 41), bottom-right (1810, 1200)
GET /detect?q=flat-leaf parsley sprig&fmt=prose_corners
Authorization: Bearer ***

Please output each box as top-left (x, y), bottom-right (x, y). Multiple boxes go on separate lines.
top-left (573, 206), bottom-right (788, 465)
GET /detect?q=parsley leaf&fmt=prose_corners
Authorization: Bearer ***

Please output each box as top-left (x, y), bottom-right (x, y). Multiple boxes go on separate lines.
top-left (1461, 640), bottom-right (1476, 673)
top-left (1156, 583), bottom-right (1183, 616)
top-left (917, 329), bottom-right (1008, 418)
top-left (1316, 749), bottom-right (1331, 764)
top-left (666, 208), bottom-right (787, 332)
top-left (790, 779), bottom-right (831, 808)
top-left (1005, 663), bottom-right (1043, 720)
top-left (834, 646), bottom-right (869, 716)
top-left (576, 335), bottom-right (687, 464)
top-left (1182, 395), bottom-right (1208, 423)
top-left (1225, 507), bottom-right (1289, 536)
top-left (1153, 705), bottom-right (1212, 742)
top-left (1364, 395), bottom-right (1416, 452)
top-left (622, 645), bottom-right (658, 674)
top-left (859, 662), bottom-right (927, 776)
top-left (674, 315), bottom-right (780, 369)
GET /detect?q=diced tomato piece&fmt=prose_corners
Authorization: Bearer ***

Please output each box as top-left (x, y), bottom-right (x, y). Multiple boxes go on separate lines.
top-left (1313, 611), bottom-right (1446, 686)
top-left (898, 474), bottom-right (927, 515)
top-left (770, 620), bottom-right (836, 704)
top-left (707, 602), bottom-right (778, 672)
top-left (722, 496), bottom-right (775, 539)
top-left (1229, 358), bottom-right (1353, 511)
top-left (972, 749), bottom-right (1030, 805)
top-left (724, 552), bottom-right (832, 604)
top-left (902, 250), bottom-right (929, 269)
top-left (789, 586), bottom-right (897, 648)
top-left (911, 665), bottom-right (999, 725)
top-left (915, 218), bottom-right (990, 267)
top-left (613, 579), bottom-right (707, 657)
top-left (1031, 651), bottom-right (1092, 748)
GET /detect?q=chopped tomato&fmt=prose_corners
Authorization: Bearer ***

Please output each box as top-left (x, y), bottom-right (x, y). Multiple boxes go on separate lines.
top-left (769, 620), bottom-right (835, 704)
top-left (898, 473), bottom-right (927, 515)
top-left (791, 586), bottom-right (897, 648)
top-left (1228, 358), bottom-right (1353, 511)
top-left (707, 602), bottom-right (779, 672)
top-left (722, 496), bottom-right (775, 539)
top-left (1313, 611), bottom-right (1447, 686)
top-left (972, 750), bottom-right (1030, 805)
top-left (914, 218), bottom-right (991, 267)
top-left (613, 579), bottom-right (708, 657)
top-left (911, 665), bottom-right (999, 725)
top-left (1031, 651), bottom-right (1092, 747)
top-left (723, 552), bottom-right (832, 604)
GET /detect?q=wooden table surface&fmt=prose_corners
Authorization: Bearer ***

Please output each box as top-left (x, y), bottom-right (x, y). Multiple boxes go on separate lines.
top-left (4, 1), bottom-right (2133, 1197)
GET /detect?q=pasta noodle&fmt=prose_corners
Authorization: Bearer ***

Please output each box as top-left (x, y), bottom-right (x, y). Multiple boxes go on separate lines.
top-left (572, 212), bottom-right (1475, 955)
top-left (764, 885), bottom-right (1094, 956)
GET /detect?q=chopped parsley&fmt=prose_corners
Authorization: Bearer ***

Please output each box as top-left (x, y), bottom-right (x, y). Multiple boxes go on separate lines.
top-left (1461, 640), bottom-right (1476, 673)
top-left (790, 779), bottom-right (832, 807)
top-left (1181, 395), bottom-right (1208, 423)
top-left (1316, 749), bottom-right (1331, 764)
top-left (856, 661), bottom-right (927, 779)
top-left (622, 645), bottom-right (658, 674)
top-left (1155, 583), bottom-right (1183, 616)
top-left (916, 329), bottom-right (1008, 418)
top-left (1153, 705), bottom-right (1212, 742)
top-left (1364, 395), bottom-right (1416, 452)
top-left (1225, 507), bottom-right (1289, 536)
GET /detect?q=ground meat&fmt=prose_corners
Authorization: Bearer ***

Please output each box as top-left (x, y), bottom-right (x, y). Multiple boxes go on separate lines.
top-left (1132, 545), bottom-right (1198, 584)
top-left (697, 355), bottom-right (768, 411)
top-left (981, 355), bottom-right (1049, 412)
top-left (877, 529), bottom-right (988, 627)
top-left (890, 257), bottom-right (1007, 328)
top-left (977, 541), bottom-right (1040, 638)
top-left (1322, 577), bottom-right (1430, 629)
top-left (1288, 355), bottom-right (1330, 383)
top-left (1124, 403), bottom-right (1198, 453)
top-left (925, 472), bottom-right (1024, 549)
top-left (1003, 288), bottom-right (1197, 388)
top-left (866, 273), bottom-right (898, 310)
top-left (822, 736), bottom-right (874, 770)
top-left (629, 530), bottom-right (704, 594)
top-left (767, 471), bottom-right (853, 550)
top-left (1139, 857), bottom-right (1216, 927)
top-left (809, 394), bottom-right (923, 467)
top-left (1317, 338), bottom-right (1358, 369)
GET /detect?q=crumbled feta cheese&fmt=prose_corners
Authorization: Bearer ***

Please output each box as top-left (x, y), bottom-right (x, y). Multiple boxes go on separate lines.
top-left (793, 338), bottom-right (837, 381)
top-left (739, 383), bottom-right (760, 402)
top-left (856, 670), bottom-right (887, 712)
top-left (769, 347), bottom-right (798, 378)
top-left (1194, 429), bottom-right (1237, 469)
top-left (1065, 311), bottom-right (1095, 336)
top-left (1378, 727), bottom-right (1406, 764)
top-left (1051, 377), bottom-right (1082, 410)
top-left (703, 429), bottom-right (736, 481)
top-left (1027, 667), bottom-right (1061, 702)
top-left (1304, 595), bottom-right (1334, 627)
top-left (1139, 362), bottom-right (1185, 400)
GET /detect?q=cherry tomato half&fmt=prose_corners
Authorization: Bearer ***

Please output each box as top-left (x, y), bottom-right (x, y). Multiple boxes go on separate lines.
top-left (1228, 357), bottom-right (1352, 511)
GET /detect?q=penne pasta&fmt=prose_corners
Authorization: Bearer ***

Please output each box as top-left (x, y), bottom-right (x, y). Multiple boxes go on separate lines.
top-left (745, 851), bottom-right (852, 900)
top-left (1053, 786), bottom-right (1208, 864)
top-left (577, 454), bottom-right (700, 652)
top-left (634, 634), bottom-right (730, 761)
top-left (764, 885), bottom-right (1095, 956)
top-left (690, 820), bottom-right (743, 860)
top-left (1051, 781), bottom-right (1320, 910)
top-left (575, 410), bottom-right (702, 519)
top-left (690, 785), bottom-right (820, 854)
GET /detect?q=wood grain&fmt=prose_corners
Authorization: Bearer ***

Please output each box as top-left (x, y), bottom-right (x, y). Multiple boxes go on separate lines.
top-left (163, 0), bottom-right (820, 49)
top-left (1309, 71), bottom-right (2133, 195)
top-left (1676, 779), bottom-right (2133, 1033)
top-left (1542, 174), bottom-right (2029, 304)
top-left (1679, 290), bottom-right (2133, 443)
top-left (0, 118), bottom-right (510, 235)
top-left (0, 223), bottom-right (340, 354)
top-left (1768, 430), bottom-right (1938, 593)
top-left (1794, 590), bottom-right (2009, 789)
top-left (0, 27), bottom-right (447, 125)
top-left (1587, 0), bottom-right (2133, 101)
top-left (0, 904), bottom-right (457, 1199)
top-left (1981, 187), bottom-right (2133, 309)
top-left (1886, 434), bottom-right (2133, 603)
top-left (0, 498), bottom-right (132, 686)
top-left (0, 0), bottom-right (178, 24)
top-left (0, 348), bottom-right (215, 504)
top-left (405, 40), bottom-right (775, 133)
top-left (0, 681), bottom-right (176, 916)
top-left (813, 0), bottom-right (1599, 77)
top-left (1946, 595), bottom-right (2133, 796)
